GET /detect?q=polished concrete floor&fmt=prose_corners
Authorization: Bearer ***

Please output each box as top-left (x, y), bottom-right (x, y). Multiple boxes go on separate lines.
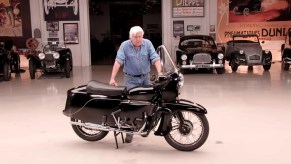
top-left (1, 62), bottom-right (291, 164)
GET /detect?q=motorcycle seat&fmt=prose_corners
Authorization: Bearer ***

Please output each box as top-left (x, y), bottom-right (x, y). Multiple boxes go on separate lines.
top-left (86, 80), bottom-right (126, 96)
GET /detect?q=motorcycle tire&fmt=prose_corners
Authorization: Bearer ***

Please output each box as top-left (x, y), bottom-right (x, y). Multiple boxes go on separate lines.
top-left (71, 118), bottom-right (109, 142)
top-left (164, 110), bottom-right (209, 151)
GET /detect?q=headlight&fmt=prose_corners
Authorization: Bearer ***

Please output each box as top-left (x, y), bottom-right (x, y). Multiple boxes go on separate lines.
top-left (181, 54), bottom-right (187, 60)
top-left (178, 72), bottom-right (184, 87)
top-left (53, 52), bottom-right (60, 59)
top-left (218, 53), bottom-right (224, 59)
top-left (265, 50), bottom-right (270, 54)
top-left (38, 53), bottom-right (45, 60)
top-left (239, 50), bottom-right (244, 54)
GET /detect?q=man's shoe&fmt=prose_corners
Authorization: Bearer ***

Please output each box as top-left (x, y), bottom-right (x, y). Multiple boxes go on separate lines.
top-left (125, 134), bottom-right (133, 143)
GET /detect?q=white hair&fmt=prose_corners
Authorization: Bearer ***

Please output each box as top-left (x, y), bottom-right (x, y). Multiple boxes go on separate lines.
top-left (129, 26), bottom-right (144, 38)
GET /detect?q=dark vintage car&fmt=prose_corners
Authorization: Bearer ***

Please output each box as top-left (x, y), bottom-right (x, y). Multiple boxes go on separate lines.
top-left (223, 34), bottom-right (272, 72)
top-left (26, 41), bottom-right (73, 79)
top-left (176, 35), bottom-right (225, 74)
top-left (281, 29), bottom-right (291, 71)
top-left (0, 41), bottom-right (12, 81)
top-left (233, 0), bottom-right (263, 16)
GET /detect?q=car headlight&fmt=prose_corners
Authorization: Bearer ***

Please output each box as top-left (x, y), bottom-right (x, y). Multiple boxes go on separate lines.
top-left (239, 50), bottom-right (244, 54)
top-left (181, 54), bottom-right (187, 60)
top-left (178, 72), bottom-right (184, 87)
top-left (265, 50), bottom-right (270, 54)
top-left (38, 53), bottom-right (45, 60)
top-left (53, 52), bottom-right (60, 59)
top-left (218, 53), bottom-right (224, 59)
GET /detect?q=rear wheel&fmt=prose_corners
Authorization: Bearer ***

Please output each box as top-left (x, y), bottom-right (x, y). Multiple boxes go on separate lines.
top-left (29, 59), bottom-right (35, 79)
top-left (243, 8), bottom-right (250, 16)
top-left (164, 110), bottom-right (209, 151)
top-left (71, 118), bottom-right (109, 142)
top-left (281, 60), bottom-right (289, 71)
top-left (233, 7), bottom-right (238, 15)
top-left (65, 59), bottom-right (70, 78)
top-left (3, 62), bottom-right (11, 81)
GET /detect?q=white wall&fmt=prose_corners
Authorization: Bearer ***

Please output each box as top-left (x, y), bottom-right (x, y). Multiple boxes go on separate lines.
top-left (29, 0), bottom-right (90, 66)
top-left (162, 0), bottom-right (217, 61)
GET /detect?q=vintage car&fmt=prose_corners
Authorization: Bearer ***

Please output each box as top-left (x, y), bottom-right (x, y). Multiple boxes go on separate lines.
top-left (26, 41), bottom-right (73, 79)
top-left (0, 41), bottom-right (11, 81)
top-left (281, 29), bottom-right (291, 71)
top-left (176, 35), bottom-right (225, 74)
top-left (223, 34), bottom-right (272, 72)
top-left (233, 0), bottom-right (263, 16)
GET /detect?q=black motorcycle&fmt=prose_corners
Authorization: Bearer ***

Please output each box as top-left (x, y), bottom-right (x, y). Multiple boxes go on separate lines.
top-left (63, 45), bottom-right (209, 151)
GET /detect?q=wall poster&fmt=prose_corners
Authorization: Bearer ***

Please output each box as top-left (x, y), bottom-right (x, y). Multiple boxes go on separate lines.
top-left (217, 0), bottom-right (291, 43)
top-left (0, 0), bottom-right (32, 48)
top-left (43, 0), bottom-right (79, 21)
top-left (173, 20), bottom-right (184, 37)
top-left (172, 0), bottom-right (204, 17)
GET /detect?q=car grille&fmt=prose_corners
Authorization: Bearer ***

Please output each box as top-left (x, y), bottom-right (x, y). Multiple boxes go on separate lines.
top-left (193, 53), bottom-right (211, 63)
top-left (44, 53), bottom-right (54, 61)
top-left (249, 55), bottom-right (261, 60)
top-left (44, 54), bottom-right (56, 68)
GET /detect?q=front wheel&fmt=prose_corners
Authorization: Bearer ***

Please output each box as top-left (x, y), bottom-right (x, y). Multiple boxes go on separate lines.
top-left (3, 62), bottom-right (11, 81)
top-left (29, 59), bottom-right (35, 79)
top-left (164, 110), bottom-right (209, 151)
top-left (230, 59), bottom-right (238, 72)
top-left (263, 64), bottom-right (271, 71)
top-left (71, 118), bottom-right (109, 142)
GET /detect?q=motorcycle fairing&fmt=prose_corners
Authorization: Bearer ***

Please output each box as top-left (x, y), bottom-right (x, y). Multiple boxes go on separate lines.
top-left (164, 99), bottom-right (207, 114)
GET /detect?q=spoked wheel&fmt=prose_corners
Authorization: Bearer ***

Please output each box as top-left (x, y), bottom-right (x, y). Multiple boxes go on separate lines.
top-left (243, 8), bottom-right (250, 16)
top-left (164, 110), bottom-right (209, 151)
top-left (71, 118), bottom-right (109, 141)
top-left (233, 7), bottom-right (239, 15)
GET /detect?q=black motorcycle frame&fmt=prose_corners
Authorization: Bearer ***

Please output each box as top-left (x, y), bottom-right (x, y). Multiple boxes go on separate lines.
top-left (63, 45), bottom-right (209, 151)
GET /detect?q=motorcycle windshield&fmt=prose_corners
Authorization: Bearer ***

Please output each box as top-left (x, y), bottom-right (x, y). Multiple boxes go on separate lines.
top-left (156, 45), bottom-right (178, 74)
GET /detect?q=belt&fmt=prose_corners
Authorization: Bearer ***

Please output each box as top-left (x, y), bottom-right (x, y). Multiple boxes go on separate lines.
top-left (125, 72), bottom-right (148, 77)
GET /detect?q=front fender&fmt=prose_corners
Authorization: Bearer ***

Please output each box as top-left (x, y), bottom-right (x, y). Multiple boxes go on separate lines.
top-left (154, 99), bottom-right (207, 136)
top-left (164, 99), bottom-right (207, 114)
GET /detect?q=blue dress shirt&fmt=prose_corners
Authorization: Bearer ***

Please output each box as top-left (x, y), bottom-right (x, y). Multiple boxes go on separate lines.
top-left (116, 39), bottom-right (160, 75)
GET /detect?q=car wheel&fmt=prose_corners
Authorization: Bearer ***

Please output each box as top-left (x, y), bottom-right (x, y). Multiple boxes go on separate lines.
top-left (216, 68), bottom-right (225, 74)
top-left (65, 59), bottom-right (71, 78)
top-left (281, 60), bottom-right (289, 71)
top-left (3, 62), bottom-right (11, 81)
top-left (29, 59), bottom-right (35, 79)
top-left (243, 8), bottom-right (249, 16)
top-left (230, 59), bottom-right (238, 72)
top-left (233, 7), bottom-right (239, 15)
top-left (263, 64), bottom-right (271, 71)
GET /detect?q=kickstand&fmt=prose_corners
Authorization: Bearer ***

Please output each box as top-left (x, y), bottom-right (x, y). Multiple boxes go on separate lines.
top-left (113, 131), bottom-right (124, 149)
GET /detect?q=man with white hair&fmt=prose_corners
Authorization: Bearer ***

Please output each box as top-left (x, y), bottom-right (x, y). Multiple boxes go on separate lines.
top-left (109, 26), bottom-right (162, 143)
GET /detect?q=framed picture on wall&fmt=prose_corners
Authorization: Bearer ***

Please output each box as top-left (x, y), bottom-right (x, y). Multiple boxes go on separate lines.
top-left (63, 23), bottom-right (79, 44)
top-left (187, 25), bottom-right (194, 31)
top-left (47, 21), bottom-right (59, 31)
